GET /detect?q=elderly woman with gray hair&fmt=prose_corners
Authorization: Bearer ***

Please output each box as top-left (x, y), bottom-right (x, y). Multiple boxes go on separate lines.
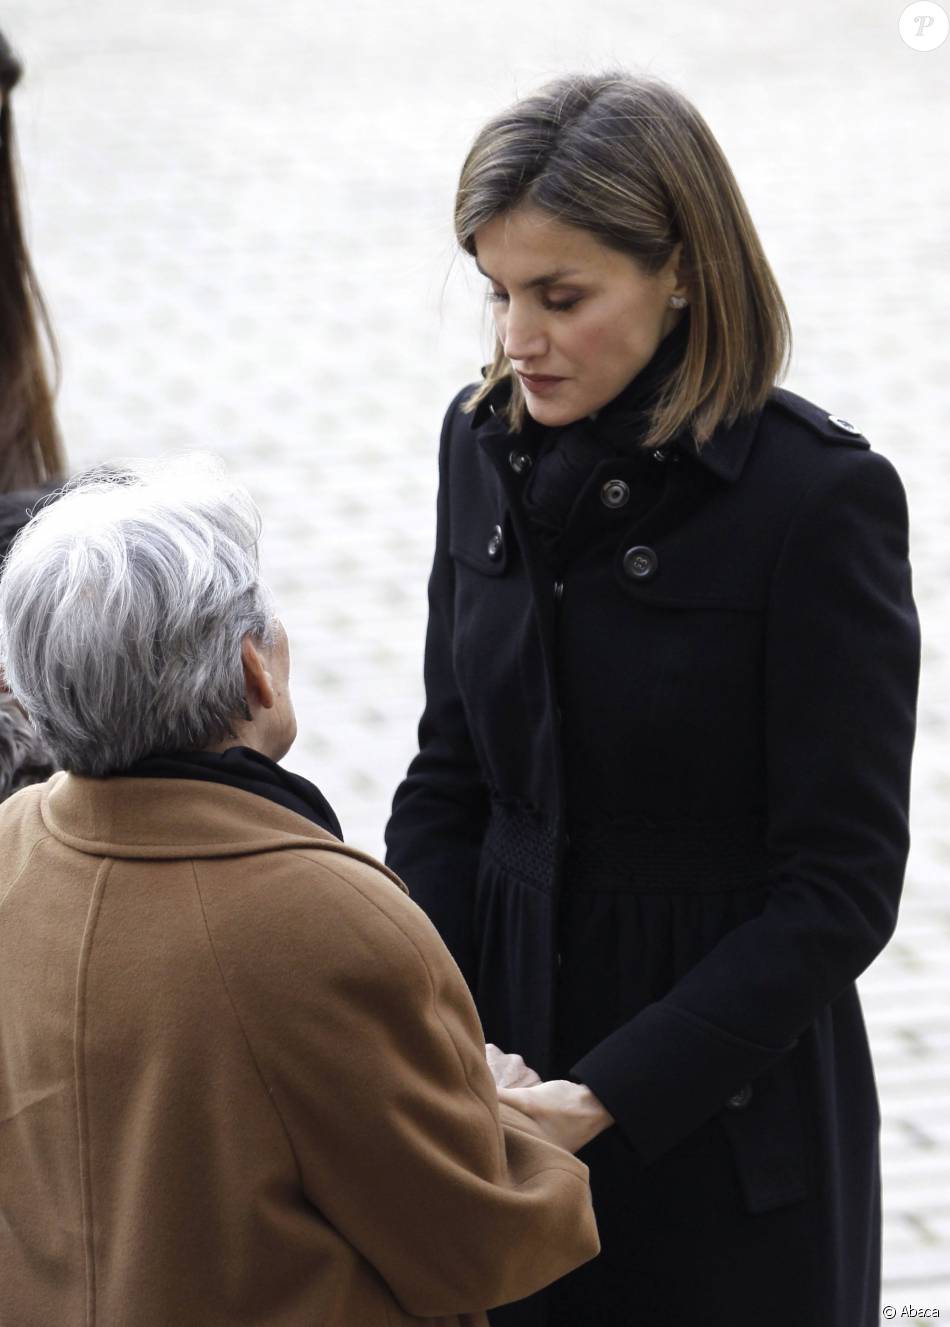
top-left (0, 458), bottom-right (599, 1327)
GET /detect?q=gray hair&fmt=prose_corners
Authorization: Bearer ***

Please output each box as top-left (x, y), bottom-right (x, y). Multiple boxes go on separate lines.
top-left (0, 455), bottom-right (277, 776)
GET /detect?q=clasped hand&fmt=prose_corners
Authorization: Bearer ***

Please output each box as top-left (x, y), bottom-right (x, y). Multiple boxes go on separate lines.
top-left (485, 1044), bottom-right (615, 1155)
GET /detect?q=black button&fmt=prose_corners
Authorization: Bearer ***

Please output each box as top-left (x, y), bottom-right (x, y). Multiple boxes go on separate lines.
top-left (600, 479), bottom-right (630, 509)
top-left (487, 525), bottom-right (504, 561)
top-left (651, 448), bottom-right (667, 463)
top-left (726, 1084), bottom-right (753, 1111)
top-left (553, 579), bottom-right (564, 601)
top-left (622, 546), bottom-right (658, 581)
top-left (509, 450), bottom-right (532, 475)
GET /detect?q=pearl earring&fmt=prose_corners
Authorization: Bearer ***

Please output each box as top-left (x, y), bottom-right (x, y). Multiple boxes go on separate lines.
top-left (669, 295), bottom-right (688, 309)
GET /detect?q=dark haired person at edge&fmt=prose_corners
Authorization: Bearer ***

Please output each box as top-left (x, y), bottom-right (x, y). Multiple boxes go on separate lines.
top-left (0, 29), bottom-right (64, 799)
top-left (386, 72), bottom-right (920, 1327)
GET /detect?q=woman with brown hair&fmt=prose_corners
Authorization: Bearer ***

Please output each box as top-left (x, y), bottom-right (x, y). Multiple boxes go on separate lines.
top-left (386, 72), bottom-right (920, 1325)
top-left (0, 28), bottom-right (63, 799)
top-left (0, 29), bottom-right (63, 490)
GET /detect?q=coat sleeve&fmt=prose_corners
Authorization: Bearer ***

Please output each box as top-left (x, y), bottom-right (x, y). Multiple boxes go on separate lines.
top-left (208, 850), bottom-right (599, 1319)
top-left (384, 388), bottom-right (490, 986)
top-left (570, 447), bottom-right (921, 1164)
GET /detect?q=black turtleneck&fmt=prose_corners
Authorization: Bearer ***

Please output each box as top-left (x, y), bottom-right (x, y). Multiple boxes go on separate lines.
top-left (520, 314), bottom-right (689, 558)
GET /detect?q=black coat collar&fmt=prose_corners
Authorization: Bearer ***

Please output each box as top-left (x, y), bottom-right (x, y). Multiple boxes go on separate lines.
top-left (470, 375), bottom-right (761, 485)
top-left (677, 412), bottom-right (761, 483)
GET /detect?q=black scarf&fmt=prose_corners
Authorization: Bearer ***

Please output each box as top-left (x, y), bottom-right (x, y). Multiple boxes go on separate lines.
top-left (521, 315), bottom-right (689, 555)
top-left (121, 746), bottom-right (343, 839)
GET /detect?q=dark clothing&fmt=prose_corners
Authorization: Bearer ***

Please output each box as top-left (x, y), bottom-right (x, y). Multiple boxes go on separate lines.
top-left (520, 317), bottom-right (689, 558)
top-left (122, 746), bottom-right (343, 839)
top-left (0, 481), bottom-right (62, 559)
top-left (0, 693), bottom-right (56, 800)
top-left (385, 371), bottom-right (920, 1326)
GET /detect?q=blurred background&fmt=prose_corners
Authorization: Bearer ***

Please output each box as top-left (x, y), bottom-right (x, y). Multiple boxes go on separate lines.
top-left (6, 0), bottom-right (949, 1306)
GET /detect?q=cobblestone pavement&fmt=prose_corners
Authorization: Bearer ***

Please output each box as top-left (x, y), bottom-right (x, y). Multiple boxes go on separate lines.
top-left (6, 0), bottom-right (950, 1309)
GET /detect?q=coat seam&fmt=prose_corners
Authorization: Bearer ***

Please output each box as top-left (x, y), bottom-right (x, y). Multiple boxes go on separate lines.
top-left (510, 1164), bottom-right (591, 1191)
top-left (188, 860), bottom-right (307, 1186)
top-left (74, 858), bottom-right (113, 1327)
top-left (0, 833), bottom-right (54, 910)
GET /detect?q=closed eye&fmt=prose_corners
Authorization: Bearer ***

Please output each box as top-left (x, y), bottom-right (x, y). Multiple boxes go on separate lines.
top-left (487, 288), bottom-right (581, 314)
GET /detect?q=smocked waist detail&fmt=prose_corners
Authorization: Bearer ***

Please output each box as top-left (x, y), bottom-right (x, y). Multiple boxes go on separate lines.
top-left (565, 814), bottom-right (768, 894)
top-left (483, 802), bottom-right (768, 896)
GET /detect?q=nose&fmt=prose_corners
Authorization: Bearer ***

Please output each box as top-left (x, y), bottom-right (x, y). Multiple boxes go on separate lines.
top-left (499, 299), bottom-right (547, 363)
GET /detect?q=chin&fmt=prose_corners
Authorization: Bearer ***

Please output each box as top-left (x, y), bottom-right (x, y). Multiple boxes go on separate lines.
top-left (525, 398), bottom-right (587, 428)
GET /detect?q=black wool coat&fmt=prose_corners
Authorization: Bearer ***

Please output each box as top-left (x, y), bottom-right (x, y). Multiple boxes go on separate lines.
top-left (385, 379), bottom-right (920, 1327)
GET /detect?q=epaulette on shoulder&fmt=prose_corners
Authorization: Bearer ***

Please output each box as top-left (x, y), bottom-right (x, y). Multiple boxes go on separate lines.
top-left (768, 387), bottom-right (870, 449)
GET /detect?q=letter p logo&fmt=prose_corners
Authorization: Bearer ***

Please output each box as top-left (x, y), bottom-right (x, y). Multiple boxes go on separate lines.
top-left (899, 1), bottom-right (949, 48)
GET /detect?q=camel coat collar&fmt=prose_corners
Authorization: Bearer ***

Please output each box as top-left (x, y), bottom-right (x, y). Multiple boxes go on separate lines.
top-left (40, 772), bottom-right (409, 889)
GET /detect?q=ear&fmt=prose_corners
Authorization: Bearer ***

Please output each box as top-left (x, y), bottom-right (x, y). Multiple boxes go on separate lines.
top-left (667, 241), bottom-right (689, 300)
top-left (240, 635), bottom-right (276, 712)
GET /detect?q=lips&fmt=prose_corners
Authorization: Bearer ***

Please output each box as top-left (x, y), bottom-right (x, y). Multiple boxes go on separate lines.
top-left (518, 373), bottom-right (566, 394)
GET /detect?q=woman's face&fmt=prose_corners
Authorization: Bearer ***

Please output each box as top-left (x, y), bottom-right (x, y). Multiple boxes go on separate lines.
top-left (473, 205), bottom-right (686, 428)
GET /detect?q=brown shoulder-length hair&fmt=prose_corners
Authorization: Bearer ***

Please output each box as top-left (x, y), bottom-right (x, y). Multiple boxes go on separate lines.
top-left (0, 32), bottom-right (65, 490)
top-left (454, 72), bottom-right (791, 448)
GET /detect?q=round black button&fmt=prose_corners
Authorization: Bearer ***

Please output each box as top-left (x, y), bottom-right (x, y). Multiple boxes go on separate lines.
top-left (726, 1084), bottom-right (753, 1111)
top-left (600, 479), bottom-right (630, 509)
top-left (487, 524), bottom-right (504, 561)
top-left (553, 579), bottom-right (564, 601)
top-left (509, 450), bottom-right (532, 475)
top-left (622, 546), bottom-right (658, 581)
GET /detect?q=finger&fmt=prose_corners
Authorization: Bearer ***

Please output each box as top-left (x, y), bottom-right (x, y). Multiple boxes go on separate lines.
top-left (501, 1053), bottom-right (542, 1088)
top-left (486, 1045), bottom-right (524, 1082)
top-left (496, 1086), bottom-right (532, 1110)
top-left (485, 1045), bottom-right (509, 1084)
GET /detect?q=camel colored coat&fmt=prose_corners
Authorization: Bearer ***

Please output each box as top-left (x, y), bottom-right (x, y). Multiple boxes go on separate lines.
top-left (0, 773), bottom-right (598, 1326)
